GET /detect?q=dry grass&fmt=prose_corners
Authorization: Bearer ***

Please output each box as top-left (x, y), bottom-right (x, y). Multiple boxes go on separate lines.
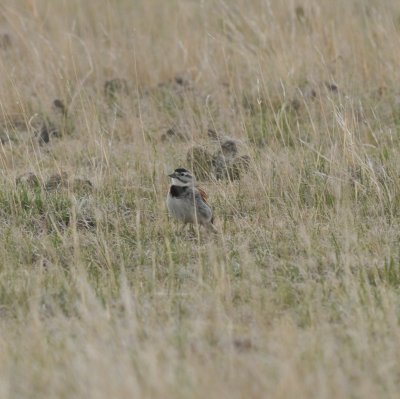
top-left (1, 0), bottom-right (400, 397)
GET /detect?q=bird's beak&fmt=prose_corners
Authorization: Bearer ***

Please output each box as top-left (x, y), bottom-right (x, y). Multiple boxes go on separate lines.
top-left (168, 172), bottom-right (177, 178)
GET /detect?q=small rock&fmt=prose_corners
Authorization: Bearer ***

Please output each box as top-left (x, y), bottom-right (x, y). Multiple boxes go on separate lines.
top-left (52, 99), bottom-right (67, 115)
top-left (45, 172), bottom-right (69, 191)
top-left (309, 88), bottom-right (317, 99)
top-left (52, 100), bottom-right (74, 136)
top-left (154, 73), bottom-right (193, 95)
top-left (161, 127), bottom-right (186, 142)
top-left (325, 82), bottom-right (339, 93)
top-left (233, 338), bottom-right (253, 352)
top-left (104, 78), bottom-right (129, 117)
top-left (174, 74), bottom-right (190, 87)
top-left (295, 6), bottom-right (305, 21)
top-left (0, 33), bottom-right (11, 50)
top-left (71, 178), bottom-right (93, 194)
top-left (157, 81), bottom-right (167, 89)
top-left (34, 117), bottom-right (60, 145)
top-left (376, 86), bottom-right (387, 98)
top-left (38, 122), bottom-right (59, 144)
top-left (298, 81), bottom-right (318, 100)
top-left (104, 78), bottom-right (129, 99)
top-left (0, 132), bottom-right (11, 144)
top-left (288, 98), bottom-right (301, 112)
top-left (16, 172), bottom-right (40, 189)
top-left (38, 127), bottom-right (50, 144)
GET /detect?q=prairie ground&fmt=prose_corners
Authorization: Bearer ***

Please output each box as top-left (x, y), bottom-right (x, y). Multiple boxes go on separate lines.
top-left (1, 0), bottom-right (400, 398)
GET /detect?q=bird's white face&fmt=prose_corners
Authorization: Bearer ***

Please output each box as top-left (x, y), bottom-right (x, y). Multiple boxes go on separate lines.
top-left (169, 169), bottom-right (194, 186)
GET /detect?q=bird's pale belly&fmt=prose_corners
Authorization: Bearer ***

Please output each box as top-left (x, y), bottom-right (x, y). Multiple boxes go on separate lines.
top-left (166, 194), bottom-right (211, 225)
top-left (166, 195), bottom-right (197, 223)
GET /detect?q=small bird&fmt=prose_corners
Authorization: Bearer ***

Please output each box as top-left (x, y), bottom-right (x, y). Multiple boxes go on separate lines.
top-left (166, 168), bottom-right (217, 233)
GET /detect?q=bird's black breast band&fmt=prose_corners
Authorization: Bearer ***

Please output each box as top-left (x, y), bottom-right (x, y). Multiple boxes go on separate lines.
top-left (170, 185), bottom-right (188, 197)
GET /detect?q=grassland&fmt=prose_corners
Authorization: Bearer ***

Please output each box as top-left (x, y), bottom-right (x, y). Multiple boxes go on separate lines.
top-left (1, 0), bottom-right (400, 397)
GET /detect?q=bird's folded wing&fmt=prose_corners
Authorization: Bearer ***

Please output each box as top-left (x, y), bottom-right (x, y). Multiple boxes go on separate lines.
top-left (197, 187), bottom-right (209, 204)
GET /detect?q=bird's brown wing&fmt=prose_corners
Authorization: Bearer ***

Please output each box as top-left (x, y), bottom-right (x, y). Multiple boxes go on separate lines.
top-left (198, 187), bottom-right (214, 223)
top-left (197, 187), bottom-right (209, 205)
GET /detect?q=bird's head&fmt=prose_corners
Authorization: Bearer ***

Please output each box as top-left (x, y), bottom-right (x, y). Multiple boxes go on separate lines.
top-left (168, 168), bottom-right (195, 186)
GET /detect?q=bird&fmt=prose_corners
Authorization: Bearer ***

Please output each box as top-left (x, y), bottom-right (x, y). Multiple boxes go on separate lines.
top-left (166, 168), bottom-right (217, 233)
